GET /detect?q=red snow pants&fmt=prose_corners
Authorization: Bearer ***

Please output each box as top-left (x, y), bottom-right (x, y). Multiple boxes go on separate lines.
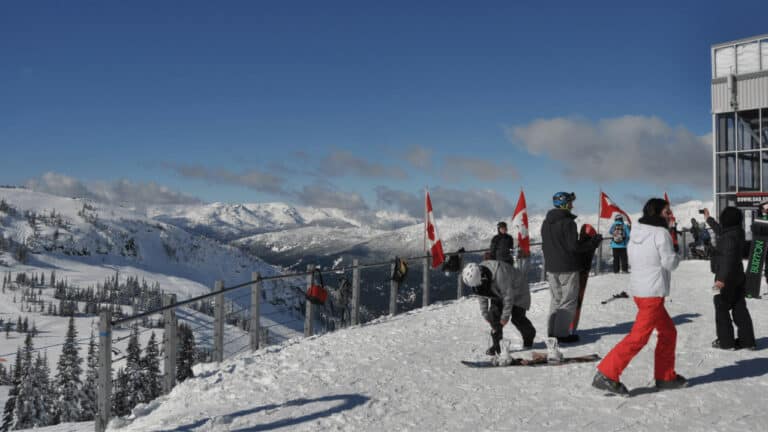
top-left (597, 297), bottom-right (677, 382)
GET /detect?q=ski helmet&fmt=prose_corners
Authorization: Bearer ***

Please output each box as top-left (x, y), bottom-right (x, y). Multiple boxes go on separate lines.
top-left (614, 214), bottom-right (623, 221)
top-left (462, 263), bottom-right (483, 287)
top-left (552, 191), bottom-right (576, 209)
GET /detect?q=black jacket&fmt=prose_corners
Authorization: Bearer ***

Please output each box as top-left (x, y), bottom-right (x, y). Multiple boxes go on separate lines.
top-left (707, 217), bottom-right (746, 287)
top-left (541, 209), bottom-right (599, 273)
top-left (489, 233), bottom-right (514, 264)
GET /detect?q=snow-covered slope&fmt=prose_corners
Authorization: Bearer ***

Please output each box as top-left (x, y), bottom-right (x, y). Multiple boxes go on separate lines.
top-left (99, 260), bottom-right (768, 432)
top-left (1, 188), bottom-right (281, 294)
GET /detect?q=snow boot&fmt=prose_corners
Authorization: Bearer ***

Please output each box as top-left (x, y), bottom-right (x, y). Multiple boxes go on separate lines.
top-left (557, 334), bottom-right (580, 344)
top-left (655, 374), bottom-right (688, 390)
top-left (711, 339), bottom-right (736, 350)
top-left (591, 371), bottom-right (629, 397)
top-left (486, 329), bottom-right (502, 356)
top-left (545, 337), bottom-right (563, 363)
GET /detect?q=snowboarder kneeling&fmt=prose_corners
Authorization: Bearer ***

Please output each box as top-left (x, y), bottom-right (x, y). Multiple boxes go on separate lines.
top-left (462, 261), bottom-right (536, 355)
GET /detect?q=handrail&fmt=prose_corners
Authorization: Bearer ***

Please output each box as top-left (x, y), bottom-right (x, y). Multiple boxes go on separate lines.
top-left (111, 238), bottom-right (610, 326)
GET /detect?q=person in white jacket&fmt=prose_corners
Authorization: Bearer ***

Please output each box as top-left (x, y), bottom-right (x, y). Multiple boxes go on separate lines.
top-left (592, 198), bottom-right (688, 396)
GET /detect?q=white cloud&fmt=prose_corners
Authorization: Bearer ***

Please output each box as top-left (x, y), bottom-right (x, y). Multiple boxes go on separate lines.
top-left (508, 115), bottom-right (711, 188)
top-left (375, 186), bottom-right (514, 220)
top-left (295, 184), bottom-right (369, 212)
top-left (318, 151), bottom-right (409, 179)
top-left (25, 172), bottom-right (202, 207)
top-left (164, 163), bottom-right (287, 194)
top-left (441, 157), bottom-right (519, 182)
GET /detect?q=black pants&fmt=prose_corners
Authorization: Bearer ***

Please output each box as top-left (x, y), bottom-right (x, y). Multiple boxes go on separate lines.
top-left (488, 297), bottom-right (536, 344)
top-left (613, 248), bottom-right (628, 273)
top-left (713, 281), bottom-right (755, 348)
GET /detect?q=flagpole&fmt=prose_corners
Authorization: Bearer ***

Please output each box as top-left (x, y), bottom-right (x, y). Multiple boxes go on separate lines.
top-left (597, 188), bottom-right (602, 235)
top-left (424, 186), bottom-right (428, 254)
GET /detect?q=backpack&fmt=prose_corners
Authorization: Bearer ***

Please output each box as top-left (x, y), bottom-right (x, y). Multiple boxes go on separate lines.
top-left (306, 269), bottom-right (328, 305)
top-left (612, 223), bottom-right (625, 244)
top-left (392, 257), bottom-right (409, 283)
top-left (442, 247), bottom-right (465, 273)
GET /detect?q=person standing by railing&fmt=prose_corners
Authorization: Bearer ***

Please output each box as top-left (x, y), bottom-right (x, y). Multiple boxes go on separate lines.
top-left (489, 221), bottom-right (514, 266)
top-left (541, 192), bottom-right (602, 344)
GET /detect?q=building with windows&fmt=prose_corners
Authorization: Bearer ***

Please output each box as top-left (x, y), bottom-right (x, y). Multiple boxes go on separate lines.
top-left (712, 34), bottom-right (768, 224)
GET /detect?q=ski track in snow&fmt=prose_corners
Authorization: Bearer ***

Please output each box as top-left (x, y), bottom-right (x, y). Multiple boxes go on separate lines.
top-left (52, 260), bottom-right (764, 432)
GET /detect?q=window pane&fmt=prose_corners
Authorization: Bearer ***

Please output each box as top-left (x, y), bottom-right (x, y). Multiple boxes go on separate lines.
top-left (739, 152), bottom-right (760, 191)
top-left (717, 113), bottom-right (735, 151)
top-left (715, 46), bottom-right (735, 77)
top-left (738, 110), bottom-right (760, 150)
top-left (737, 42), bottom-right (759, 74)
top-left (762, 39), bottom-right (768, 71)
top-left (718, 154), bottom-right (736, 192)
top-left (763, 152), bottom-right (768, 191)
top-left (762, 108), bottom-right (768, 148)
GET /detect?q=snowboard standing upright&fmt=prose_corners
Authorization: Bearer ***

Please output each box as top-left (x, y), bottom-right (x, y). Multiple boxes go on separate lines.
top-left (570, 224), bottom-right (599, 334)
top-left (745, 218), bottom-right (768, 298)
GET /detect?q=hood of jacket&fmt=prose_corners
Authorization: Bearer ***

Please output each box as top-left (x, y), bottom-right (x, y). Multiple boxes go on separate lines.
top-left (544, 208), bottom-right (576, 224)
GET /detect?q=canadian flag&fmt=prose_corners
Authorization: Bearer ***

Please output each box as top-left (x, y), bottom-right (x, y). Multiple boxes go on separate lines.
top-left (600, 192), bottom-right (631, 225)
top-left (512, 190), bottom-right (530, 256)
top-left (425, 191), bottom-right (445, 268)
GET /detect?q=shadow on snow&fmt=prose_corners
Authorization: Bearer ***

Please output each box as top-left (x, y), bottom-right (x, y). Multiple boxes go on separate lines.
top-left (155, 393), bottom-right (370, 432)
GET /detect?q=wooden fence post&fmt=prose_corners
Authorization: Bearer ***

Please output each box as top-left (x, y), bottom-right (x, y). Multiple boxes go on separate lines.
top-left (214, 280), bottom-right (224, 363)
top-left (304, 265), bottom-right (314, 337)
top-left (96, 310), bottom-right (112, 432)
top-left (389, 262), bottom-right (398, 315)
top-left (540, 254), bottom-right (547, 282)
top-left (250, 272), bottom-right (261, 350)
top-left (422, 255), bottom-right (430, 307)
top-left (681, 231), bottom-right (688, 259)
top-left (351, 259), bottom-right (360, 325)
top-left (162, 294), bottom-right (177, 394)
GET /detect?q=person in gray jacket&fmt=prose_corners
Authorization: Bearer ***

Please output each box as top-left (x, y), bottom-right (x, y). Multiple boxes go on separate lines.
top-left (541, 192), bottom-right (603, 343)
top-left (462, 261), bottom-right (535, 355)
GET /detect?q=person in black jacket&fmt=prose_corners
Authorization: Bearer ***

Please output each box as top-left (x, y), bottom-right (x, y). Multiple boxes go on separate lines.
top-left (704, 207), bottom-right (756, 350)
top-left (489, 221), bottom-right (514, 265)
top-left (541, 192), bottom-right (602, 343)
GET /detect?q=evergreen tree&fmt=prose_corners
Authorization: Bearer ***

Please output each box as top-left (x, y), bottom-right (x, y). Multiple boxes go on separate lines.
top-left (123, 327), bottom-right (146, 409)
top-left (81, 330), bottom-right (98, 421)
top-left (142, 332), bottom-right (161, 401)
top-left (111, 368), bottom-right (129, 417)
top-left (176, 323), bottom-right (196, 383)
top-left (54, 316), bottom-right (83, 423)
top-left (12, 333), bottom-right (52, 429)
top-left (1, 348), bottom-right (23, 432)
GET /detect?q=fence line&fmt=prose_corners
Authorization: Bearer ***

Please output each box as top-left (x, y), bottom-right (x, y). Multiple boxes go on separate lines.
top-left (99, 234), bottom-right (721, 432)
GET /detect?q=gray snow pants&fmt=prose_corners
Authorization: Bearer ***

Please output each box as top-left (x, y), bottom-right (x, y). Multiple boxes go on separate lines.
top-left (546, 272), bottom-right (580, 338)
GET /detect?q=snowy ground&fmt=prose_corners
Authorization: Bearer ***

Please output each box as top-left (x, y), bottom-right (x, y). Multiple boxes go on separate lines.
top-left (31, 259), bottom-right (757, 432)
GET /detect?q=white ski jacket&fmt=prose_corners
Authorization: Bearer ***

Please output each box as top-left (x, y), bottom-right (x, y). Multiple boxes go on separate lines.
top-left (627, 222), bottom-right (680, 298)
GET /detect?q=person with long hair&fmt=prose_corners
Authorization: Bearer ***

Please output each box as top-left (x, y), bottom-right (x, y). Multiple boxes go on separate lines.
top-left (592, 198), bottom-right (687, 396)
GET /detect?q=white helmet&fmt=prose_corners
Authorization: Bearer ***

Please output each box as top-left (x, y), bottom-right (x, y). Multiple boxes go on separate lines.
top-left (462, 263), bottom-right (482, 287)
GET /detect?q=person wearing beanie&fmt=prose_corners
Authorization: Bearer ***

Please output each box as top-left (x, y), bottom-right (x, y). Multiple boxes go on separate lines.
top-left (592, 198), bottom-right (686, 396)
top-left (541, 192), bottom-right (603, 343)
top-left (703, 207), bottom-right (756, 350)
top-left (489, 221), bottom-right (514, 265)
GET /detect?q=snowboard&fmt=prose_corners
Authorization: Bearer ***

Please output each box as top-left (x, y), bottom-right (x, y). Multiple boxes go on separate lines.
top-left (745, 219), bottom-right (768, 298)
top-left (461, 352), bottom-right (600, 368)
top-left (570, 224), bottom-right (599, 333)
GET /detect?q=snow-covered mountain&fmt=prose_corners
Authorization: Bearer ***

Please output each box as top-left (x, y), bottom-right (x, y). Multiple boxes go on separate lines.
top-left (0, 187), bottom-right (281, 293)
top-left (151, 198), bottom-right (712, 270)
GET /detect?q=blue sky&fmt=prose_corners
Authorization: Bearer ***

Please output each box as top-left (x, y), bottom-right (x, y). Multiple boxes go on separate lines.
top-left (2, 1), bottom-right (768, 218)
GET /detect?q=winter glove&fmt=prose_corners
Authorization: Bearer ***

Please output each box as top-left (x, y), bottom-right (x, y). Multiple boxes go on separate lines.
top-left (593, 234), bottom-right (603, 246)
